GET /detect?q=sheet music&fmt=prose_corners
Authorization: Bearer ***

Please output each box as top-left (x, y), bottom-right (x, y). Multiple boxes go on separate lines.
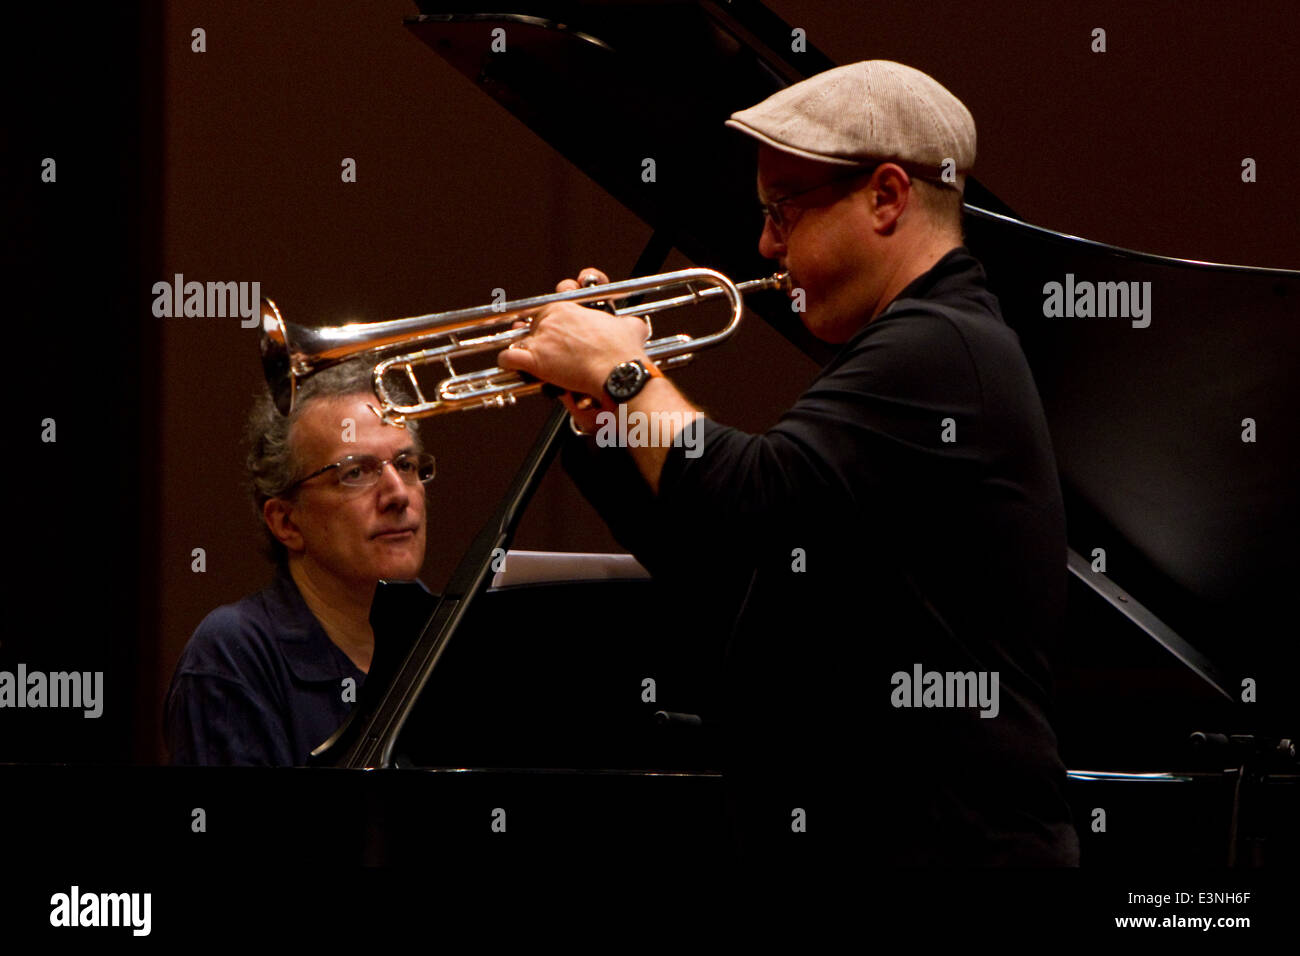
top-left (489, 550), bottom-right (651, 588)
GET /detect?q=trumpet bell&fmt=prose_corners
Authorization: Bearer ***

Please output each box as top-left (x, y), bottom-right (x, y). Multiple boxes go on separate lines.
top-left (259, 298), bottom-right (294, 416)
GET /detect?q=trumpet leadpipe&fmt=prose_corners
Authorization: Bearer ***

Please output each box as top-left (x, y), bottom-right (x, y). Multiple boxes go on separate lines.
top-left (603, 272), bottom-right (791, 319)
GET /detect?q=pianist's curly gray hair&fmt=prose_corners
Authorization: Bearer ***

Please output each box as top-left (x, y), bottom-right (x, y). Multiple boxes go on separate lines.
top-left (246, 361), bottom-right (422, 568)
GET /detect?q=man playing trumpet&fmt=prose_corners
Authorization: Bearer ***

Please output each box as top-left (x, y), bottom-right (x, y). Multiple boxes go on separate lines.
top-left (499, 60), bottom-right (1079, 867)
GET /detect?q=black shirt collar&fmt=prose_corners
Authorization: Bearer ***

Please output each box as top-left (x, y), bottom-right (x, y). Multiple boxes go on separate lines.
top-left (833, 246), bottom-right (985, 353)
top-left (879, 246), bottom-right (979, 317)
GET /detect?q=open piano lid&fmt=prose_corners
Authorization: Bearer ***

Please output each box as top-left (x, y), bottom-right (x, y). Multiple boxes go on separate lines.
top-left (406, 2), bottom-right (1299, 727)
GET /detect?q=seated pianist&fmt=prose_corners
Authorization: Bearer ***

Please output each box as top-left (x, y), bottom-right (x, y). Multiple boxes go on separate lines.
top-left (164, 363), bottom-right (434, 765)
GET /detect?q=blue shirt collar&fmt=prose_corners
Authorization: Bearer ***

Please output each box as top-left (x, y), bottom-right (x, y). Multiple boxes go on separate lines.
top-left (267, 566), bottom-right (367, 684)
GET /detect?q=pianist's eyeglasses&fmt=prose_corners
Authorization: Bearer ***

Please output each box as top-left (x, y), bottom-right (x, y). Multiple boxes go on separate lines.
top-left (282, 452), bottom-right (437, 495)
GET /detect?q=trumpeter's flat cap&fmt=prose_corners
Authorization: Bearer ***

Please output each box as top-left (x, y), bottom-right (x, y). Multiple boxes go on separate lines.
top-left (726, 60), bottom-right (976, 176)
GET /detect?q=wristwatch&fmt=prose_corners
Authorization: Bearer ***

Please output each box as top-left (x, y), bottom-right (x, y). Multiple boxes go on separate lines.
top-left (603, 359), bottom-right (662, 403)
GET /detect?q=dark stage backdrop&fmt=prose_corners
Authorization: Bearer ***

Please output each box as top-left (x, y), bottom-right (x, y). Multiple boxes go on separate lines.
top-left (4, 1), bottom-right (1296, 767)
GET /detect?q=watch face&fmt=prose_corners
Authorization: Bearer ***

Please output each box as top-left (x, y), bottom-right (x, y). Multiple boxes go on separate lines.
top-left (606, 361), bottom-right (646, 401)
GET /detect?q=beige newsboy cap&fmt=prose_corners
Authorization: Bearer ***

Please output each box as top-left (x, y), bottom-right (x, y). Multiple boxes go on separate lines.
top-left (726, 60), bottom-right (976, 174)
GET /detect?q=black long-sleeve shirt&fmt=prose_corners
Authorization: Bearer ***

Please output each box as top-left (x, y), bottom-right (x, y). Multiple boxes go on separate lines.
top-left (564, 248), bottom-right (1079, 866)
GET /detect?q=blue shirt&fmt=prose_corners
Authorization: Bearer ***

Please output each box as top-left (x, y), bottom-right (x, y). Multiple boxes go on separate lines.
top-left (164, 569), bottom-right (369, 766)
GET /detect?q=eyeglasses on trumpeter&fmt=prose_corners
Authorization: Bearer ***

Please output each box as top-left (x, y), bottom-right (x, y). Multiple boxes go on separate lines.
top-left (758, 164), bottom-right (882, 232)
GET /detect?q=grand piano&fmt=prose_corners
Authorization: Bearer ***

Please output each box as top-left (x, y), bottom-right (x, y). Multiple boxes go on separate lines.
top-left (338, 0), bottom-right (1299, 866)
top-left (7, 0), bottom-right (1296, 929)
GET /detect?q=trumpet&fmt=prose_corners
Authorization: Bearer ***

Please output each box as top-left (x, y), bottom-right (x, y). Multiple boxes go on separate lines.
top-left (258, 267), bottom-right (791, 420)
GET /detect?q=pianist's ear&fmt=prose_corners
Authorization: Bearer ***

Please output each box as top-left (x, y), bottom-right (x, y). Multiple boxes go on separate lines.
top-left (262, 497), bottom-right (305, 553)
